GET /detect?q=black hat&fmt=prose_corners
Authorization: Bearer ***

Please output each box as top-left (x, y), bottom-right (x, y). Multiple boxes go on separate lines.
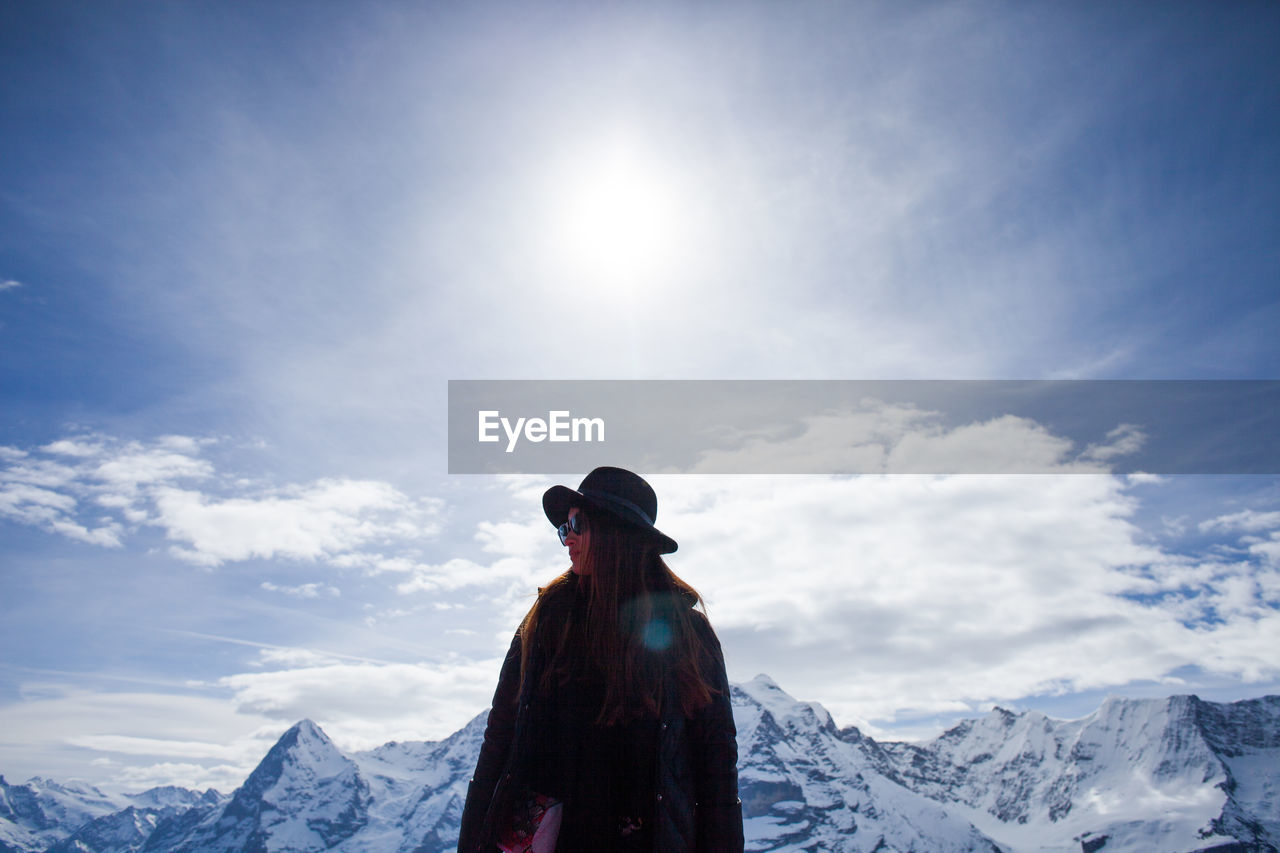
top-left (542, 466), bottom-right (677, 554)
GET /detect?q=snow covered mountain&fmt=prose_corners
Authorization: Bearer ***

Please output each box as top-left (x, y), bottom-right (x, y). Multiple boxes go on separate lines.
top-left (45, 788), bottom-right (222, 853)
top-left (732, 675), bottom-right (1002, 851)
top-left (875, 693), bottom-right (1280, 852)
top-left (139, 715), bottom-right (482, 853)
top-left (2, 678), bottom-right (1277, 852)
top-left (0, 776), bottom-right (220, 853)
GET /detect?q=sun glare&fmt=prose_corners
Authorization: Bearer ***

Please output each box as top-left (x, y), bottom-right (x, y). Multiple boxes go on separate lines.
top-left (543, 137), bottom-right (693, 288)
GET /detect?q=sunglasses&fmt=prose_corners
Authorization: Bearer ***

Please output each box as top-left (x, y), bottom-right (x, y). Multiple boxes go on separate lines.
top-left (557, 512), bottom-right (586, 546)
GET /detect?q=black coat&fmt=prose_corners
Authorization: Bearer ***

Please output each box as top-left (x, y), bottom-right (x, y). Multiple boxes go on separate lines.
top-left (457, 586), bottom-right (743, 853)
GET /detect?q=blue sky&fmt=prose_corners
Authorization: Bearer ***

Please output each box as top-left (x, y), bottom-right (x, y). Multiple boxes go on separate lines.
top-left (2, 1), bottom-right (1279, 793)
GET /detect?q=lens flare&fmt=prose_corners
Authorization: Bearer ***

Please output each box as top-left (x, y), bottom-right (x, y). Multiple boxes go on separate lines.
top-left (641, 618), bottom-right (674, 651)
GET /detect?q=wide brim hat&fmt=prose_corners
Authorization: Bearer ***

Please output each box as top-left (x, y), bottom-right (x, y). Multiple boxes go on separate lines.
top-left (543, 466), bottom-right (678, 554)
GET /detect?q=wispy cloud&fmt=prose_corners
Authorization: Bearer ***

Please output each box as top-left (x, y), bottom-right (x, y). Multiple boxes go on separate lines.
top-left (0, 279), bottom-right (20, 292)
top-left (1197, 509), bottom-right (1280, 569)
top-left (260, 581), bottom-right (340, 599)
top-left (66, 734), bottom-right (243, 760)
top-left (683, 401), bottom-right (1146, 475)
top-left (161, 631), bottom-right (414, 668)
top-left (1200, 509), bottom-right (1280, 534)
top-left (153, 479), bottom-right (432, 567)
top-left (0, 685), bottom-right (284, 793)
top-left (1081, 423), bottom-right (1148, 464)
top-left (0, 435), bottom-right (441, 567)
top-left (218, 656), bottom-right (499, 748)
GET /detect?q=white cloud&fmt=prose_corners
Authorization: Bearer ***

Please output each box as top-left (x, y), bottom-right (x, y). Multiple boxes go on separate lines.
top-left (394, 507), bottom-right (566, 607)
top-left (254, 647), bottom-right (346, 667)
top-left (685, 402), bottom-right (921, 474)
top-left (0, 481), bottom-right (123, 546)
top-left (329, 553), bottom-right (419, 574)
top-left (2, 457), bottom-right (81, 489)
top-left (0, 481), bottom-right (78, 515)
top-left (0, 653), bottom-right (508, 793)
top-left (1081, 423), bottom-right (1147, 463)
top-left (260, 581), bottom-right (340, 599)
top-left (93, 445), bottom-right (215, 492)
top-left (1195, 510), bottom-right (1280, 569)
top-left (0, 435), bottom-right (442, 568)
top-left (152, 478), bottom-right (433, 567)
top-left (155, 434), bottom-right (212, 453)
top-left (41, 439), bottom-right (105, 458)
top-left (0, 279), bottom-right (21, 291)
top-left (886, 414), bottom-right (1087, 473)
top-left (113, 761), bottom-right (250, 794)
top-left (395, 555), bottom-right (544, 596)
top-left (1248, 532), bottom-right (1280, 566)
top-left (1200, 509), bottom-right (1280, 534)
top-left (0, 687), bottom-right (283, 794)
top-left (65, 734), bottom-right (243, 760)
top-left (219, 658), bottom-right (500, 748)
top-left (684, 401), bottom-right (1138, 475)
top-left (448, 471), bottom-right (1280, 732)
top-left (50, 516), bottom-right (125, 547)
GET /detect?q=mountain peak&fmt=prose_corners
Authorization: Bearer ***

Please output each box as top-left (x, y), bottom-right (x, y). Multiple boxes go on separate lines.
top-left (173, 717), bottom-right (370, 852)
top-left (736, 673), bottom-right (795, 712)
top-left (235, 717), bottom-right (350, 802)
top-left (287, 717), bottom-right (328, 740)
top-left (735, 672), bottom-right (835, 733)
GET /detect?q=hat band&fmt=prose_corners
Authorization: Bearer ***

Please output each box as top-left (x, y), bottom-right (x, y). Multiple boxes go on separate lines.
top-left (580, 488), bottom-right (655, 527)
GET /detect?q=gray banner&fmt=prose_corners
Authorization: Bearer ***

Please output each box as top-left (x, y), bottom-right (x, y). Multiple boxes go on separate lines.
top-left (447, 380), bottom-right (1280, 475)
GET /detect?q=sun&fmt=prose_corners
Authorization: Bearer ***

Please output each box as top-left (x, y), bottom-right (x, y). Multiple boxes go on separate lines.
top-left (543, 135), bottom-right (694, 288)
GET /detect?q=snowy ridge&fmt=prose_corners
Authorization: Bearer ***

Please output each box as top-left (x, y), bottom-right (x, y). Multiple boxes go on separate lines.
top-left (733, 675), bottom-right (1001, 852)
top-left (877, 693), bottom-right (1280, 852)
top-left (2, 680), bottom-right (1278, 852)
top-left (153, 719), bottom-right (371, 852)
top-left (346, 711), bottom-right (485, 852)
top-left (0, 777), bottom-right (218, 853)
top-left (138, 713), bottom-right (486, 853)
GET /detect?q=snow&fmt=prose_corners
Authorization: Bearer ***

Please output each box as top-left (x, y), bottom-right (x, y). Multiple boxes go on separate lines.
top-left (0, 774), bottom-right (129, 853)
top-left (3, 683), bottom-right (1277, 852)
top-left (877, 693), bottom-right (1279, 852)
top-left (1222, 747), bottom-right (1280, 842)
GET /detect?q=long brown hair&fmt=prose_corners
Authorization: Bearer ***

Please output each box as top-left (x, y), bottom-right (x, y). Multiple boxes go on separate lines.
top-left (518, 512), bottom-right (718, 725)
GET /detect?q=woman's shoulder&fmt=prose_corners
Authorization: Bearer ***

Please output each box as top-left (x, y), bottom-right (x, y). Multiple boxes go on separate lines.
top-left (655, 587), bottom-right (706, 623)
top-left (531, 572), bottom-right (578, 620)
top-left (686, 605), bottom-right (719, 645)
top-left (650, 587), bottom-right (719, 646)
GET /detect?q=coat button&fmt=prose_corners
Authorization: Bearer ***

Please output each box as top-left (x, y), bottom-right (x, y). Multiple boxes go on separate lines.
top-left (656, 793), bottom-right (663, 802)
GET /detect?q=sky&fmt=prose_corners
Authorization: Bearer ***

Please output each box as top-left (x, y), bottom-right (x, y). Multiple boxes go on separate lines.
top-left (1, 0), bottom-right (1279, 795)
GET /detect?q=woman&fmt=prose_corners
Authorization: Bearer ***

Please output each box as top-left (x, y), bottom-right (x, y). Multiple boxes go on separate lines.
top-left (458, 467), bottom-right (743, 853)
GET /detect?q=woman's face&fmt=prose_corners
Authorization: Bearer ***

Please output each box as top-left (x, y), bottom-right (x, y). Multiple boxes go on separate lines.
top-left (565, 507), bottom-right (590, 575)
